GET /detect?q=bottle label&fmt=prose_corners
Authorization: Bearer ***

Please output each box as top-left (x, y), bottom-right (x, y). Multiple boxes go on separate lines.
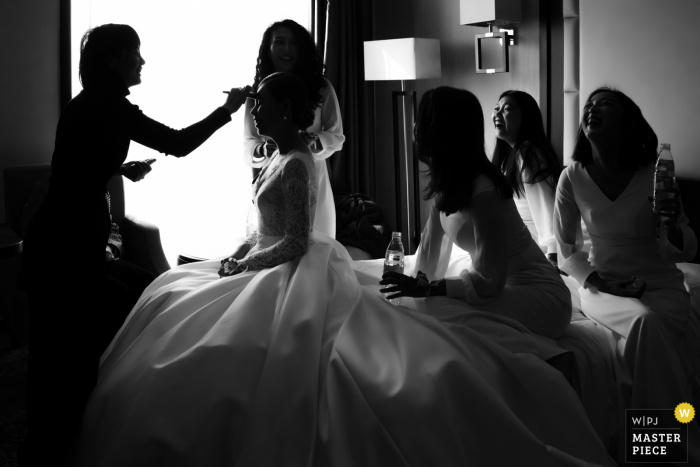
top-left (655, 175), bottom-right (674, 190)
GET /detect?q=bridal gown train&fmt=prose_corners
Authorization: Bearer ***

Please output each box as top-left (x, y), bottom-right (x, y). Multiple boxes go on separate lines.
top-left (74, 154), bottom-right (616, 466)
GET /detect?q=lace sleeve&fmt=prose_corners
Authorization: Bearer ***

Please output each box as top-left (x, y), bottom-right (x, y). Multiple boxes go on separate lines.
top-left (238, 157), bottom-right (311, 270)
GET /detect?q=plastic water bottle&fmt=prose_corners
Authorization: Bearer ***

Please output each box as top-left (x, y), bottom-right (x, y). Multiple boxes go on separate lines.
top-left (383, 232), bottom-right (405, 306)
top-left (653, 143), bottom-right (675, 215)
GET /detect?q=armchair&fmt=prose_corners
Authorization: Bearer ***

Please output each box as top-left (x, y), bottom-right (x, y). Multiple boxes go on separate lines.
top-left (3, 163), bottom-right (171, 276)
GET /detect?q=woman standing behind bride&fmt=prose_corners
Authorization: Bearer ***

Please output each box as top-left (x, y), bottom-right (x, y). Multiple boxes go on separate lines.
top-left (242, 19), bottom-right (344, 238)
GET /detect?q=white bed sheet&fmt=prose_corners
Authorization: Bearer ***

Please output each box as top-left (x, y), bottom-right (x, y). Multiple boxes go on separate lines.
top-left (352, 249), bottom-right (700, 453)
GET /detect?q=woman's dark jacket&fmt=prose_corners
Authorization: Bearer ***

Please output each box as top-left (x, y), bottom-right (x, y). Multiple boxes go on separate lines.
top-left (22, 73), bottom-right (231, 284)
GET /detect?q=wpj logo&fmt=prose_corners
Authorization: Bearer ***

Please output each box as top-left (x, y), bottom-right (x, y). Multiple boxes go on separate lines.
top-left (626, 405), bottom-right (692, 463)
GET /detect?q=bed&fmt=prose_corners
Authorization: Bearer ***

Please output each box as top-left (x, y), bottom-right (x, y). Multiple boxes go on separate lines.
top-left (349, 176), bottom-right (700, 458)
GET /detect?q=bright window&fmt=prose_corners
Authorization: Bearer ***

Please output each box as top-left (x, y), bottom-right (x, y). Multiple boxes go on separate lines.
top-left (71, 1), bottom-right (309, 265)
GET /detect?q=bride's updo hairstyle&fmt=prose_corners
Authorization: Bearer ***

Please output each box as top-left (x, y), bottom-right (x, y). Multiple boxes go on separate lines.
top-left (415, 86), bottom-right (512, 216)
top-left (79, 24), bottom-right (140, 90)
top-left (259, 72), bottom-right (315, 130)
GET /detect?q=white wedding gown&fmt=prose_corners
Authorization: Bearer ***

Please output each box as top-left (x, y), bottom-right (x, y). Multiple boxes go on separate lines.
top-left (74, 152), bottom-right (616, 466)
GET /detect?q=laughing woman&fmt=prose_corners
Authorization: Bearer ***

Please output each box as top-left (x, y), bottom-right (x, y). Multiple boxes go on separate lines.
top-left (492, 90), bottom-right (562, 266)
top-left (554, 86), bottom-right (700, 462)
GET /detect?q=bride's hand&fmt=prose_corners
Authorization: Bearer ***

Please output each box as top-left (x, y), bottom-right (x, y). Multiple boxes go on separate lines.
top-left (219, 257), bottom-right (246, 278)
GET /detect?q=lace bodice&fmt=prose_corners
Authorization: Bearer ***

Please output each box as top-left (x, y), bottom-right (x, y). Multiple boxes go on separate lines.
top-left (238, 150), bottom-right (317, 271)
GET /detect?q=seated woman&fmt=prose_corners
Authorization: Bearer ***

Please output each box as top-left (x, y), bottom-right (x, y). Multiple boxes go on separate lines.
top-left (382, 86), bottom-right (571, 340)
top-left (554, 86), bottom-right (700, 461)
top-left (492, 90), bottom-right (561, 266)
top-left (74, 80), bottom-right (615, 466)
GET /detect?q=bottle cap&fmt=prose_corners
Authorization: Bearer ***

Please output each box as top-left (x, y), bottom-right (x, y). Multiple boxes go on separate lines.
top-left (392, 232), bottom-right (402, 237)
top-left (660, 143), bottom-right (671, 149)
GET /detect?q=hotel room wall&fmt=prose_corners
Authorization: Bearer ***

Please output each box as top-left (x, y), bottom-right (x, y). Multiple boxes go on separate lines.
top-left (0, 1), bottom-right (61, 224)
top-left (372, 0), bottom-right (549, 233)
top-left (579, 0), bottom-right (700, 179)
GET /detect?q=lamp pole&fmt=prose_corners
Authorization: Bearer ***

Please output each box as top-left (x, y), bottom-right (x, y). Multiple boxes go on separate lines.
top-left (400, 80), bottom-right (413, 253)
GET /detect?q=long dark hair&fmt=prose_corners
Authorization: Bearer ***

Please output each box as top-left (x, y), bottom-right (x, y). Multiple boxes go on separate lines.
top-left (491, 90), bottom-right (561, 197)
top-left (253, 19), bottom-right (326, 112)
top-left (258, 72), bottom-right (314, 129)
top-left (79, 24), bottom-right (140, 89)
top-left (572, 86), bottom-right (658, 170)
top-left (415, 87), bottom-right (513, 216)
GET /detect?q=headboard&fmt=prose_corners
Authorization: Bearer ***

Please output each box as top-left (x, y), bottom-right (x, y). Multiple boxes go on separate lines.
top-left (678, 178), bottom-right (700, 264)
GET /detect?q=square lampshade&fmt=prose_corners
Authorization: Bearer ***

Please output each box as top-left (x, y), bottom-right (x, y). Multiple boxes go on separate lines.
top-left (363, 38), bottom-right (441, 81)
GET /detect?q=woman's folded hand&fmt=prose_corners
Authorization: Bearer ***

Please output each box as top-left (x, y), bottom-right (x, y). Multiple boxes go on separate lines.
top-left (585, 272), bottom-right (646, 298)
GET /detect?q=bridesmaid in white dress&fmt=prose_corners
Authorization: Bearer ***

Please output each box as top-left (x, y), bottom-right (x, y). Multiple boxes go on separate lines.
top-left (491, 90), bottom-right (562, 267)
top-left (242, 19), bottom-right (344, 238)
top-left (554, 87), bottom-right (700, 461)
top-left (382, 86), bottom-right (571, 340)
top-left (73, 80), bottom-right (617, 467)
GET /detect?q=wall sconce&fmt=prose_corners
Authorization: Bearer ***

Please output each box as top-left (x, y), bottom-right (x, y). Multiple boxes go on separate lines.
top-left (363, 38), bottom-right (441, 253)
top-left (461, 0), bottom-right (521, 74)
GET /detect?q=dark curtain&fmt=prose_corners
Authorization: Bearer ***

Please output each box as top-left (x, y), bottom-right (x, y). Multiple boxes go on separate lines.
top-left (60, 0), bottom-right (72, 109)
top-left (312, 0), bottom-right (376, 200)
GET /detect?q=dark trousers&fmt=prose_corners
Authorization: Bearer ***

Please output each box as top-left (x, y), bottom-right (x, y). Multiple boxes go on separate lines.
top-left (22, 259), bottom-right (154, 466)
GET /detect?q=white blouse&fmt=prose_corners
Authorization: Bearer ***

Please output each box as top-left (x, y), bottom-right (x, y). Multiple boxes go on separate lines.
top-left (554, 162), bottom-right (697, 287)
top-left (242, 79), bottom-right (345, 238)
top-left (514, 155), bottom-right (557, 255)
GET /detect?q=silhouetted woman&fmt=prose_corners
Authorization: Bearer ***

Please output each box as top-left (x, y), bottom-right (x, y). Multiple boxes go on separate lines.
top-left (20, 23), bottom-right (249, 465)
top-left (242, 19), bottom-right (344, 237)
top-left (492, 90), bottom-right (562, 267)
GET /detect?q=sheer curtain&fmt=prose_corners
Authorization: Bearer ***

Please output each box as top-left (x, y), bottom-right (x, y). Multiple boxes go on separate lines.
top-left (71, 0), bottom-right (308, 265)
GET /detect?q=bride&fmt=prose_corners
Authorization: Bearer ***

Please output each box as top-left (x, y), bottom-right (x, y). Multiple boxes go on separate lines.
top-left (74, 75), bottom-right (616, 467)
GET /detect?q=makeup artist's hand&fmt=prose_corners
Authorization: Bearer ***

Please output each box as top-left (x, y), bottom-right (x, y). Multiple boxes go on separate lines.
top-left (223, 86), bottom-right (251, 115)
top-left (119, 159), bottom-right (154, 182)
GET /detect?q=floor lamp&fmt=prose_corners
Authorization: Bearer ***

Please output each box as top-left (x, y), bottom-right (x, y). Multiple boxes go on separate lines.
top-left (364, 38), bottom-right (441, 254)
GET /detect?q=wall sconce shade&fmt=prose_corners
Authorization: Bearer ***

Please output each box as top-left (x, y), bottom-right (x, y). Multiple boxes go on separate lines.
top-left (363, 38), bottom-right (441, 81)
top-left (475, 32), bottom-right (509, 73)
top-left (460, 0), bottom-right (521, 27)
